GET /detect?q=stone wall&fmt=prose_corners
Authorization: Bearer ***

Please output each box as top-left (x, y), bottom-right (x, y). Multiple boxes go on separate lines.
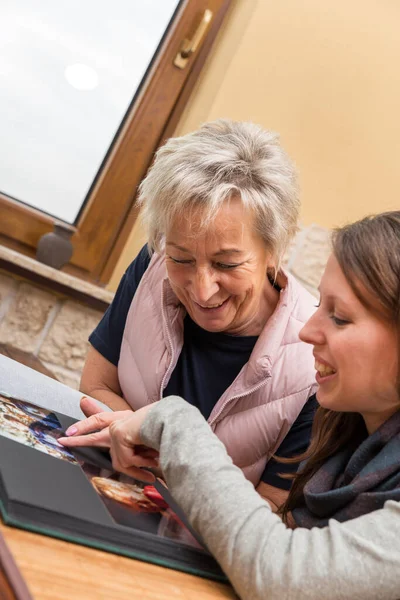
top-left (0, 224), bottom-right (331, 389)
top-left (285, 224), bottom-right (332, 295)
top-left (0, 273), bottom-right (105, 389)
top-left (0, 245), bottom-right (114, 390)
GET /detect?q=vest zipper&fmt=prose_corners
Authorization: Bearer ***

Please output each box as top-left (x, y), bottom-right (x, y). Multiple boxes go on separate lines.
top-left (159, 280), bottom-right (271, 414)
top-left (159, 285), bottom-right (175, 401)
top-left (208, 376), bottom-right (270, 427)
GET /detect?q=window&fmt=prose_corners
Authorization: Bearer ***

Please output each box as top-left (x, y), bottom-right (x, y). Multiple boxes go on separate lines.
top-left (0, 0), bottom-right (232, 283)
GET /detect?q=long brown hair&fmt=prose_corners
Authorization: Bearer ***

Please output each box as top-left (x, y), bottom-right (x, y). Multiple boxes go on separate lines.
top-left (279, 211), bottom-right (400, 523)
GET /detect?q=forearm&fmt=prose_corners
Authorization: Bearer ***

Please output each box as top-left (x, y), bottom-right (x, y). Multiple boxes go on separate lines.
top-left (80, 385), bottom-right (132, 412)
top-left (141, 397), bottom-right (400, 600)
top-left (80, 347), bottom-right (130, 412)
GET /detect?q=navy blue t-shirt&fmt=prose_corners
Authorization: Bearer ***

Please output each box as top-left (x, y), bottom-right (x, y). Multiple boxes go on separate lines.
top-left (90, 245), bottom-right (317, 490)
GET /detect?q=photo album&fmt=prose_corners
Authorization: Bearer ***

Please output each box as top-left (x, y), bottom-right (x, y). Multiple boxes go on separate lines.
top-left (0, 393), bottom-right (224, 581)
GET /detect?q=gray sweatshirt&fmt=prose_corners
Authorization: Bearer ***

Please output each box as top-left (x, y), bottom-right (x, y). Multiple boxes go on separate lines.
top-left (141, 396), bottom-right (400, 600)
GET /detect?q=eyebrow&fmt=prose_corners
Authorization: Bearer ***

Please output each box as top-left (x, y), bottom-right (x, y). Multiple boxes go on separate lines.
top-left (166, 243), bottom-right (191, 253)
top-left (214, 248), bottom-right (243, 256)
top-left (318, 291), bottom-right (356, 308)
top-left (166, 243), bottom-right (243, 257)
top-left (317, 289), bottom-right (335, 300)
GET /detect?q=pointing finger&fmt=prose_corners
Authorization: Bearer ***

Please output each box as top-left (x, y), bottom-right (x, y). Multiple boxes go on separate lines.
top-left (58, 428), bottom-right (111, 448)
top-left (64, 412), bottom-right (116, 437)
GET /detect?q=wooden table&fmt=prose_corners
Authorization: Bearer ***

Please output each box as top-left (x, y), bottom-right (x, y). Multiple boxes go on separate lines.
top-left (0, 523), bottom-right (235, 600)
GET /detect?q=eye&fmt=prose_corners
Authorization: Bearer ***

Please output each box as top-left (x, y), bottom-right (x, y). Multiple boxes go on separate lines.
top-left (330, 315), bottom-right (350, 326)
top-left (169, 257), bottom-right (192, 265)
top-left (215, 262), bottom-right (241, 270)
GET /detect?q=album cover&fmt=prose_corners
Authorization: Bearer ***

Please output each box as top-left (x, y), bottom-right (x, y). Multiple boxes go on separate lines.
top-left (0, 393), bottom-right (224, 581)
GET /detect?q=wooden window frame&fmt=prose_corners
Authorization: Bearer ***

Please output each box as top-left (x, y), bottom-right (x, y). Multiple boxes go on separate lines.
top-left (0, 0), bottom-right (232, 285)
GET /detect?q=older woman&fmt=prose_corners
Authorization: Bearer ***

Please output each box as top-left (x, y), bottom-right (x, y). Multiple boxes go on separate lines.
top-left (82, 119), bottom-right (317, 493)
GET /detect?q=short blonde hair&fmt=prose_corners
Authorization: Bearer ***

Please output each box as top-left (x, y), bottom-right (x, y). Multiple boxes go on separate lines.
top-left (138, 119), bottom-right (299, 263)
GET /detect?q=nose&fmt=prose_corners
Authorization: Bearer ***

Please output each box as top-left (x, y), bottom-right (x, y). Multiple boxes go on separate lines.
top-left (299, 309), bottom-right (325, 346)
top-left (191, 267), bottom-right (219, 304)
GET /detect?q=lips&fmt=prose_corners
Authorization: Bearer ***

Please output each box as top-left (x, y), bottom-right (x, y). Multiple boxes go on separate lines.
top-left (197, 301), bottom-right (225, 309)
top-left (315, 359), bottom-right (336, 377)
top-left (314, 354), bottom-right (337, 381)
top-left (194, 297), bottom-right (230, 311)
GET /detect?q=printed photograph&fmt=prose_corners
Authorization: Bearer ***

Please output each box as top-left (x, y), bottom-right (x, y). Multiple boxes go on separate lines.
top-left (80, 462), bottom-right (201, 548)
top-left (91, 477), bottom-right (163, 513)
top-left (0, 394), bottom-right (78, 464)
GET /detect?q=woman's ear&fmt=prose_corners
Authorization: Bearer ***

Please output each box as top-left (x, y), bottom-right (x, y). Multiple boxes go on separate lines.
top-left (267, 265), bottom-right (278, 285)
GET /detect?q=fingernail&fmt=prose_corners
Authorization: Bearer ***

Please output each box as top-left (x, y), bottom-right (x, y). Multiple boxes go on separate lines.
top-left (65, 426), bottom-right (78, 436)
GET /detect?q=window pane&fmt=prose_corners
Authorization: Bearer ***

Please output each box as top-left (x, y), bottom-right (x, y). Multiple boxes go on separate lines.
top-left (0, 0), bottom-right (180, 223)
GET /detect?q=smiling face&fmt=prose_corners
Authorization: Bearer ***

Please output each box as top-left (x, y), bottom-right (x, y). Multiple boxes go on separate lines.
top-left (299, 254), bottom-right (399, 434)
top-left (165, 197), bottom-right (279, 336)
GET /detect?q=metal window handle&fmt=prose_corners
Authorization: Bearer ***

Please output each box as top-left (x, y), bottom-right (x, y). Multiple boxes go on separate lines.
top-left (174, 9), bottom-right (213, 69)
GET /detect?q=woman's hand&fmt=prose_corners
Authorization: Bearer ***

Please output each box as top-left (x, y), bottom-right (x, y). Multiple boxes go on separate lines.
top-left (59, 398), bottom-right (158, 482)
top-left (58, 396), bottom-right (132, 447)
top-left (107, 408), bottom-right (158, 481)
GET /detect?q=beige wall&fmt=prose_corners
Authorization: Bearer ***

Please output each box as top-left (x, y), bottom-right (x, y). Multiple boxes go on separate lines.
top-left (109, 0), bottom-right (400, 290)
top-left (108, 215), bottom-right (147, 290)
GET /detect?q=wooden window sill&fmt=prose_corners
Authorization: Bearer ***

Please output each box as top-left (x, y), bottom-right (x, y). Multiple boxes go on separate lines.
top-left (0, 246), bottom-right (113, 312)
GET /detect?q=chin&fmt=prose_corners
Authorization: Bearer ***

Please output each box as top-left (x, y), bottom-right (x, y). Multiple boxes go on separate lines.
top-left (198, 320), bottom-right (227, 333)
top-left (317, 391), bottom-right (352, 414)
top-left (315, 390), bottom-right (338, 411)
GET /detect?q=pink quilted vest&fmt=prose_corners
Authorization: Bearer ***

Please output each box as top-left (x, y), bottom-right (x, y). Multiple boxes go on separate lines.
top-left (118, 252), bottom-right (317, 485)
